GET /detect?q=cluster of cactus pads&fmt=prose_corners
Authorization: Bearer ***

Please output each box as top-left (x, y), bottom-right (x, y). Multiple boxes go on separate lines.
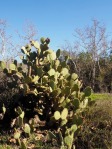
top-left (0, 37), bottom-right (91, 149)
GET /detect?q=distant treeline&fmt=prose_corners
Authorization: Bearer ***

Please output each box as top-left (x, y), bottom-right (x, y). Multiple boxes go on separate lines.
top-left (61, 20), bottom-right (112, 93)
top-left (61, 50), bottom-right (112, 93)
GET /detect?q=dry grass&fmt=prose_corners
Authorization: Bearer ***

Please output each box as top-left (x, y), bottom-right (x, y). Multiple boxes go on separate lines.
top-left (75, 98), bottom-right (112, 149)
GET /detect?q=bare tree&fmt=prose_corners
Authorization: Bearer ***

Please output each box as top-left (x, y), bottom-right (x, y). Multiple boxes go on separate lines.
top-left (62, 20), bottom-right (112, 90)
top-left (23, 21), bottom-right (37, 41)
top-left (16, 20), bottom-right (38, 44)
top-left (0, 19), bottom-right (10, 60)
top-left (0, 19), bottom-right (20, 61)
top-left (0, 19), bottom-right (38, 63)
top-left (73, 20), bottom-right (112, 90)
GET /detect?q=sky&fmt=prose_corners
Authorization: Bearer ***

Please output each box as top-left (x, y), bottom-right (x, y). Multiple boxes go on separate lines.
top-left (0, 0), bottom-right (112, 51)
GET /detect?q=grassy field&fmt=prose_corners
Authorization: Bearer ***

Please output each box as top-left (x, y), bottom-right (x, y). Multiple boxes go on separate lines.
top-left (90, 93), bottom-right (112, 100)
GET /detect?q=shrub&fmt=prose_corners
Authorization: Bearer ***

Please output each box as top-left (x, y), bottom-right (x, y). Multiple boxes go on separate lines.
top-left (0, 37), bottom-right (92, 149)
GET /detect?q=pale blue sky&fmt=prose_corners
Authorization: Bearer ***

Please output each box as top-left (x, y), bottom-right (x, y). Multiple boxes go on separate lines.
top-left (0, 0), bottom-right (112, 50)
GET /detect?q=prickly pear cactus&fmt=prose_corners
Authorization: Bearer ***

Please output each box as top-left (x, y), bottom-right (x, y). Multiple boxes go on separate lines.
top-left (0, 37), bottom-right (92, 149)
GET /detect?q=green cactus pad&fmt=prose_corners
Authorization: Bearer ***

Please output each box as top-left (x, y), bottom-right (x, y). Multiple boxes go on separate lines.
top-left (48, 68), bottom-right (55, 76)
top-left (55, 60), bottom-right (60, 68)
top-left (84, 86), bottom-right (92, 96)
top-left (40, 43), bottom-right (49, 51)
top-left (21, 141), bottom-right (27, 149)
top-left (24, 123), bottom-right (31, 135)
top-left (0, 61), bottom-right (6, 69)
top-left (36, 67), bottom-right (43, 77)
top-left (73, 98), bottom-right (79, 109)
top-left (80, 98), bottom-right (88, 108)
top-left (9, 63), bottom-right (16, 71)
top-left (21, 46), bottom-right (29, 55)
top-left (52, 88), bottom-right (61, 96)
top-left (54, 111), bottom-right (61, 120)
top-left (32, 75), bottom-right (39, 83)
top-left (70, 124), bottom-right (77, 133)
top-left (27, 88), bottom-right (38, 96)
top-left (44, 49), bottom-right (53, 54)
top-left (42, 76), bottom-right (48, 84)
top-left (25, 44), bottom-right (31, 52)
top-left (2, 104), bottom-right (6, 114)
top-left (14, 60), bottom-right (17, 66)
top-left (64, 135), bottom-right (73, 148)
top-left (49, 80), bottom-right (56, 90)
top-left (15, 107), bottom-right (23, 115)
top-left (61, 61), bottom-right (67, 68)
top-left (20, 111), bottom-right (25, 119)
top-left (14, 131), bottom-right (21, 139)
top-left (70, 80), bottom-right (75, 88)
top-left (54, 71), bottom-right (60, 78)
top-left (60, 99), bottom-right (69, 108)
top-left (65, 73), bottom-right (71, 80)
top-left (47, 51), bottom-right (56, 61)
top-left (30, 41), bottom-right (40, 50)
top-left (17, 117), bottom-right (23, 126)
top-left (60, 119), bottom-right (67, 126)
top-left (72, 84), bottom-right (79, 92)
top-left (71, 73), bottom-right (78, 80)
top-left (61, 68), bottom-right (69, 76)
top-left (72, 115), bottom-right (83, 125)
top-left (56, 49), bottom-right (61, 58)
top-left (61, 108), bottom-right (68, 120)
top-left (58, 131), bottom-right (64, 146)
top-left (40, 37), bottom-right (46, 44)
top-left (63, 86), bottom-right (71, 95)
top-left (16, 72), bottom-right (23, 79)
top-left (59, 96), bottom-right (65, 104)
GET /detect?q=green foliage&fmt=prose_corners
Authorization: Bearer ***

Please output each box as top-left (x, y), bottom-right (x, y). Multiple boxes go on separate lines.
top-left (90, 93), bottom-right (112, 100)
top-left (0, 37), bottom-right (91, 149)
